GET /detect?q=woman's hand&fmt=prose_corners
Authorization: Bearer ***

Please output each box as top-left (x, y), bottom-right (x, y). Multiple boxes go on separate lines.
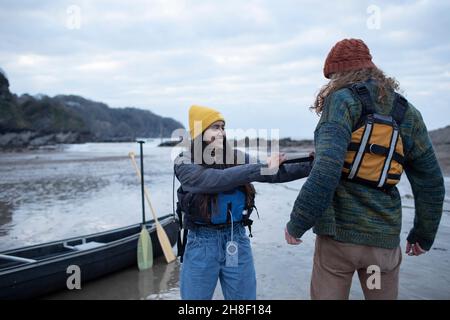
top-left (267, 152), bottom-right (287, 170)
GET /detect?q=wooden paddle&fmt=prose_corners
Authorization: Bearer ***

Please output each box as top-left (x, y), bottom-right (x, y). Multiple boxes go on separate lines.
top-left (135, 141), bottom-right (153, 270)
top-left (129, 151), bottom-right (176, 264)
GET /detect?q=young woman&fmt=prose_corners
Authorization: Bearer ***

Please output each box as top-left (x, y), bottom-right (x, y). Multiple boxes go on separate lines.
top-left (174, 104), bottom-right (313, 300)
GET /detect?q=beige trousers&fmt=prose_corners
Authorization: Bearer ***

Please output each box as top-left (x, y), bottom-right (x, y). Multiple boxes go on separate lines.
top-left (310, 235), bottom-right (402, 300)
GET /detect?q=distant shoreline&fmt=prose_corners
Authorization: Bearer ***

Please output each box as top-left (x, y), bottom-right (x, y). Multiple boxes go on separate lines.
top-left (1, 135), bottom-right (449, 176)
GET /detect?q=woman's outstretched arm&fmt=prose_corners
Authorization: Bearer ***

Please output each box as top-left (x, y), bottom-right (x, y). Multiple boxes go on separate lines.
top-left (174, 151), bottom-right (313, 194)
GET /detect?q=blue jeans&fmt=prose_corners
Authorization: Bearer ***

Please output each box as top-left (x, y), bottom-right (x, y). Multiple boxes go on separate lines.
top-left (180, 223), bottom-right (256, 300)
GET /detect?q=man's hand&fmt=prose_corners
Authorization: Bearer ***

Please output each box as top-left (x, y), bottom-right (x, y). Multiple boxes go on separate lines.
top-left (406, 241), bottom-right (427, 256)
top-left (285, 227), bottom-right (302, 245)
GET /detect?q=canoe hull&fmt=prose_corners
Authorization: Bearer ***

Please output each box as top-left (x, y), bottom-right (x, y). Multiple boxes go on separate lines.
top-left (0, 215), bottom-right (179, 300)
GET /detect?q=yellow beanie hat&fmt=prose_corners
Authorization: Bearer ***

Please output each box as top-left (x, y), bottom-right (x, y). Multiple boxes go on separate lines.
top-left (189, 105), bottom-right (225, 139)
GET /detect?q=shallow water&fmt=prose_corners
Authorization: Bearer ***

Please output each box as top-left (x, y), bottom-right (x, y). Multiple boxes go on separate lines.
top-left (0, 141), bottom-right (182, 251)
top-left (1, 142), bottom-right (449, 300)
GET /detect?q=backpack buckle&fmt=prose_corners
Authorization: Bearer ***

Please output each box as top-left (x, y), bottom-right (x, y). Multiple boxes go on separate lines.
top-left (369, 143), bottom-right (386, 155)
top-left (354, 84), bottom-right (370, 96)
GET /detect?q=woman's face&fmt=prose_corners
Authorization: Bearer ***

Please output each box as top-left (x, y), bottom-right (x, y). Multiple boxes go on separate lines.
top-left (203, 120), bottom-right (226, 148)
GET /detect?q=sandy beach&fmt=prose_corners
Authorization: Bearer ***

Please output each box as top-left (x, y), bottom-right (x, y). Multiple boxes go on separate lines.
top-left (1, 142), bottom-right (449, 300)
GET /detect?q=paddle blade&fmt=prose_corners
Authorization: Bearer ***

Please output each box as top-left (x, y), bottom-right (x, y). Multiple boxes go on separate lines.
top-left (137, 226), bottom-right (153, 270)
top-left (156, 223), bottom-right (176, 263)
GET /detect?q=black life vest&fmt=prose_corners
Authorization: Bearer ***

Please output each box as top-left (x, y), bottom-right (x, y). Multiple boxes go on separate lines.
top-left (175, 185), bottom-right (258, 262)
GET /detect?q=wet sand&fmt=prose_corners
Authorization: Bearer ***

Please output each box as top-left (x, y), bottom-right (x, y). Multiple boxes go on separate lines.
top-left (44, 256), bottom-right (181, 300)
top-left (46, 179), bottom-right (450, 300)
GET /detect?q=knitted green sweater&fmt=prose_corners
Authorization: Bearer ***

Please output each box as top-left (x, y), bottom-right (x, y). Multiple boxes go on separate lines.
top-left (286, 81), bottom-right (445, 250)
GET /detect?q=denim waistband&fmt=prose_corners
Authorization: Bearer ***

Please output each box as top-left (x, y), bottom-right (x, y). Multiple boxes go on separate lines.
top-left (189, 222), bottom-right (246, 239)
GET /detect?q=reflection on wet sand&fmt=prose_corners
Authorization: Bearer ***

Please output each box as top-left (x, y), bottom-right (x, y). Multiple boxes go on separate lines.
top-left (44, 257), bottom-right (181, 300)
top-left (1, 177), bottom-right (110, 206)
top-left (0, 200), bottom-right (13, 236)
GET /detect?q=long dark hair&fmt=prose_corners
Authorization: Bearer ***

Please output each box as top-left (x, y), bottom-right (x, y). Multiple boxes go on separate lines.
top-left (190, 135), bottom-right (256, 220)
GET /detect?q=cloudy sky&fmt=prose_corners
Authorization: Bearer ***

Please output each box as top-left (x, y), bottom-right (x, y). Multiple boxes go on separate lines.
top-left (0, 0), bottom-right (449, 138)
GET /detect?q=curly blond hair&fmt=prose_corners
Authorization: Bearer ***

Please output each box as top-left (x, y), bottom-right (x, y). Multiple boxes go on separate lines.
top-left (312, 67), bottom-right (401, 115)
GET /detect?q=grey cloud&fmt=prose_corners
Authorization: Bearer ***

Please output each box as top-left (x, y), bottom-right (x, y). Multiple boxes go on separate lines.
top-left (0, 0), bottom-right (448, 137)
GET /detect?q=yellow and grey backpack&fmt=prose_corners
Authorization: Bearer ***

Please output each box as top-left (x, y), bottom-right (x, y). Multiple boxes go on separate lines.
top-left (342, 83), bottom-right (408, 191)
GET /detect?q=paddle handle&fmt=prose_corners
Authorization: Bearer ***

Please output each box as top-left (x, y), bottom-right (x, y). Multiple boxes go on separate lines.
top-left (129, 152), bottom-right (159, 225)
top-left (282, 155), bottom-right (314, 165)
top-left (138, 141), bottom-right (146, 225)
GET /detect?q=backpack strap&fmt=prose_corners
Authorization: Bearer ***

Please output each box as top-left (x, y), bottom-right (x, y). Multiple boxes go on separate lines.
top-left (348, 83), bottom-right (376, 116)
top-left (175, 200), bottom-right (188, 262)
top-left (391, 93), bottom-right (408, 125)
top-left (175, 184), bottom-right (192, 263)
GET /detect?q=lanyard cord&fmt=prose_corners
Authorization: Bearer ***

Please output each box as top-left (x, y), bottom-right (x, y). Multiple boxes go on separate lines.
top-left (172, 170), bottom-right (176, 219)
top-left (230, 209), bottom-right (234, 242)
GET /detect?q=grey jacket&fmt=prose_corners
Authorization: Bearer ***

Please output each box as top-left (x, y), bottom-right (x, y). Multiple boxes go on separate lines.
top-left (174, 150), bottom-right (312, 194)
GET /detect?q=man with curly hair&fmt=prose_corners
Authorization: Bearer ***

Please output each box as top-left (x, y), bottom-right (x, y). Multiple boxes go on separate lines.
top-left (284, 38), bottom-right (445, 300)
